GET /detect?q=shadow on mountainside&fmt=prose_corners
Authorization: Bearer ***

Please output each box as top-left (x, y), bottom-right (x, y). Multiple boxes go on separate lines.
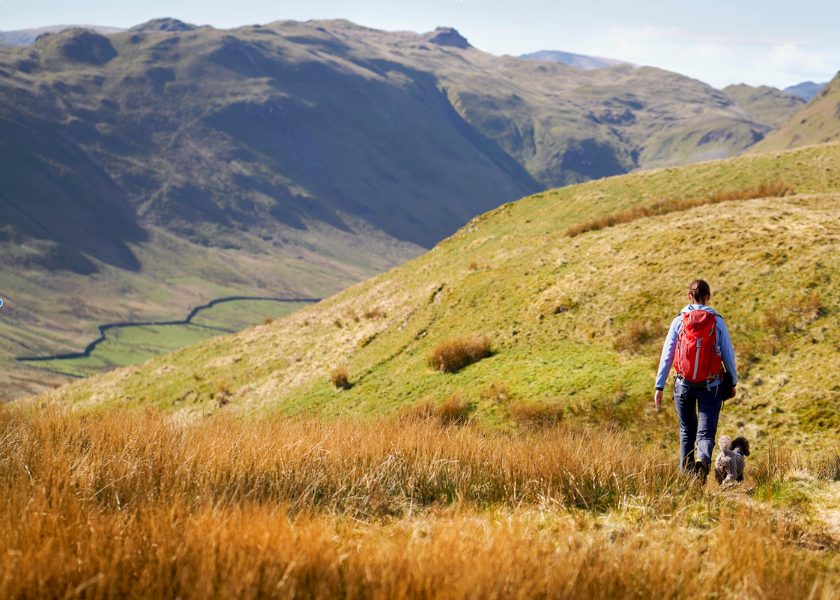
top-left (0, 117), bottom-right (146, 272)
top-left (204, 55), bottom-right (542, 248)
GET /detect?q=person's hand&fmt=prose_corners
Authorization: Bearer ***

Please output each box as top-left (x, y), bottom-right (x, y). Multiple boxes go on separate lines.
top-left (731, 386), bottom-right (736, 399)
top-left (654, 390), bottom-right (663, 409)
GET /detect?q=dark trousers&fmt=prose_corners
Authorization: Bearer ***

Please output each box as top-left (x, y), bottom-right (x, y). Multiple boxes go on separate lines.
top-left (673, 380), bottom-right (723, 474)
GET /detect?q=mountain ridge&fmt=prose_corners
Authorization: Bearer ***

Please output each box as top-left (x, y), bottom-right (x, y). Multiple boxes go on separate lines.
top-left (518, 50), bottom-right (627, 70)
top-left (0, 24), bottom-right (124, 45)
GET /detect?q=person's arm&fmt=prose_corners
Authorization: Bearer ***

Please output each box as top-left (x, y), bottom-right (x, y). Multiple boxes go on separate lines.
top-left (653, 316), bottom-right (681, 407)
top-left (716, 316), bottom-right (737, 386)
top-left (655, 316), bottom-right (681, 390)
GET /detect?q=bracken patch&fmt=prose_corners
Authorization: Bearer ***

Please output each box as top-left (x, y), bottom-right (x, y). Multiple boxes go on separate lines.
top-left (566, 181), bottom-right (792, 237)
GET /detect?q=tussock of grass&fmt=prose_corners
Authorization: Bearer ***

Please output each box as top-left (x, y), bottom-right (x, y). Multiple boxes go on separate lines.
top-left (215, 380), bottom-right (231, 407)
top-left (437, 393), bottom-right (470, 424)
top-left (428, 335), bottom-right (492, 373)
top-left (510, 401), bottom-right (564, 428)
top-left (363, 306), bottom-right (386, 319)
top-left (398, 396), bottom-right (469, 426)
top-left (816, 445), bottom-right (840, 481)
top-left (331, 364), bottom-right (350, 390)
top-left (614, 319), bottom-right (664, 354)
top-left (752, 438), bottom-right (795, 491)
top-left (565, 180), bottom-right (792, 237)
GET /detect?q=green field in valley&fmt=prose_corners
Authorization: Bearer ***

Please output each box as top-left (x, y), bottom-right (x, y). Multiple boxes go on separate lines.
top-left (20, 299), bottom-right (315, 378)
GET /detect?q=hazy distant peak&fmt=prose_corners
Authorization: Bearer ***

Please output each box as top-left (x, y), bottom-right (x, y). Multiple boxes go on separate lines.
top-left (0, 24), bottom-right (123, 46)
top-left (519, 50), bottom-right (627, 70)
top-left (130, 18), bottom-right (197, 33)
top-left (783, 81), bottom-right (828, 102)
top-left (425, 27), bottom-right (470, 49)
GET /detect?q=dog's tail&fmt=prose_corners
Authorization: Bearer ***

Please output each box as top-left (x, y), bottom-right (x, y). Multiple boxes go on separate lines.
top-left (718, 435), bottom-right (732, 452)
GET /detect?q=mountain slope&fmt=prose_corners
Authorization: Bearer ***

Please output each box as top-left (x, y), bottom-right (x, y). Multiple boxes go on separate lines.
top-left (49, 143), bottom-right (840, 447)
top-left (749, 72), bottom-right (840, 153)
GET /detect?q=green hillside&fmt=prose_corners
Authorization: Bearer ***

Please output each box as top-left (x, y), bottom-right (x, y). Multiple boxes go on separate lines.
top-left (0, 19), bottom-right (816, 398)
top-left (723, 84), bottom-right (804, 128)
top-left (48, 143), bottom-right (840, 449)
top-left (749, 72), bottom-right (840, 153)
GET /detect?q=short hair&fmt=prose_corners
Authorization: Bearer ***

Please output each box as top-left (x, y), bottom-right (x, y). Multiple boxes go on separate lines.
top-left (688, 279), bottom-right (711, 303)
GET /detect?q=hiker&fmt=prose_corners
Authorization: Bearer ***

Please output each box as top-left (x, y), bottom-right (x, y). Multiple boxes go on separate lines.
top-left (653, 279), bottom-right (737, 483)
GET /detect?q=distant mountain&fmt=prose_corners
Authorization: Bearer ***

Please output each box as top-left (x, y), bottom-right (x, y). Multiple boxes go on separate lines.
top-left (749, 71), bottom-right (840, 153)
top-left (783, 81), bottom-right (828, 102)
top-left (0, 19), bottom-right (789, 396)
top-left (0, 24), bottom-right (123, 45)
top-left (519, 50), bottom-right (626, 70)
top-left (130, 18), bottom-right (201, 32)
top-left (722, 84), bottom-right (804, 128)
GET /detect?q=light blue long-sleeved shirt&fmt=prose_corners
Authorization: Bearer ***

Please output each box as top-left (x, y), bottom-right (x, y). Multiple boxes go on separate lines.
top-left (655, 304), bottom-right (737, 390)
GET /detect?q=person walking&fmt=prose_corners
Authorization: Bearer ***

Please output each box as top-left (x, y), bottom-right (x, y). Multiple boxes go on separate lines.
top-left (654, 279), bottom-right (738, 484)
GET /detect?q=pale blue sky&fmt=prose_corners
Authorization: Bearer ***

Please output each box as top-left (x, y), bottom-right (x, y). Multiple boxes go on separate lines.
top-left (1, 0), bottom-right (837, 90)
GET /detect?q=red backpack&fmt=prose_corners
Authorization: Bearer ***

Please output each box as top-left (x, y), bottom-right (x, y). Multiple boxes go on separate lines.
top-left (675, 310), bottom-right (723, 384)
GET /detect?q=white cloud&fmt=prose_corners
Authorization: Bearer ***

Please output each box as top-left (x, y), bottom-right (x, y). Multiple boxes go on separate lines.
top-left (577, 24), bottom-right (839, 89)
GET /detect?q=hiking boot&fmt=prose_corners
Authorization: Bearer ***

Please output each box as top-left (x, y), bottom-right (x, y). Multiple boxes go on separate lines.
top-left (695, 459), bottom-right (709, 486)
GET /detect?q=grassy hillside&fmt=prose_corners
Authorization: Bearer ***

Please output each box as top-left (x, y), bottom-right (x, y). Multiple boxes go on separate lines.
top-left (46, 143), bottom-right (840, 450)
top-left (750, 72), bottom-right (840, 152)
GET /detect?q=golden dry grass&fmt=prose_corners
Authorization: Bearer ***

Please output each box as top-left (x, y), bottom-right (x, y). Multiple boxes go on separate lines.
top-left (331, 364), bottom-right (350, 390)
top-left (613, 319), bottom-right (664, 354)
top-left (509, 400), bottom-right (564, 428)
top-left (397, 396), bottom-right (469, 425)
top-left (363, 306), bottom-right (386, 319)
top-left (2, 404), bottom-right (839, 599)
top-left (4, 501), bottom-right (839, 600)
top-left (1, 404), bottom-right (679, 516)
top-left (565, 180), bottom-right (792, 237)
top-left (427, 335), bottom-right (492, 373)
